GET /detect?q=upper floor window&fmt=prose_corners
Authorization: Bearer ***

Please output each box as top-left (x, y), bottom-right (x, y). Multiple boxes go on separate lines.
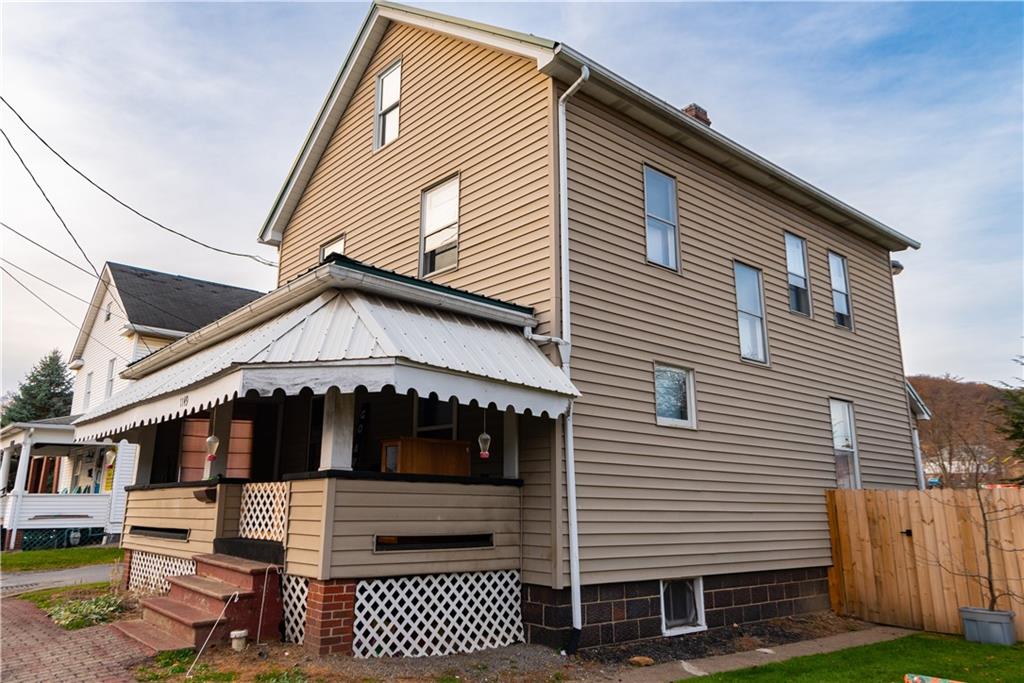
top-left (375, 61), bottom-right (401, 149)
top-left (654, 364), bottom-right (696, 429)
top-left (829, 398), bottom-right (860, 488)
top-left (421, 176), bottom-right (459, 276)
top-left (83, 372), bottom-right (93, 409)
top-left (733, 262), bottom-right (768, 363)
top-left (785, 232), bottom-right (811, 316)
top-left (105, 358), bottom-right (115, 399)
top-left (320, 234), bottom-right (346, 262)
top-left (104, 302), bottom-right (112, 321)
top-left (828, 251), bottom-right (852, 329)
top-left (643, 165), bottom-right (678, 270)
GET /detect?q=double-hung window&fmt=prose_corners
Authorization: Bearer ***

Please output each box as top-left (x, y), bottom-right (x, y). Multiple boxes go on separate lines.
top-left (421, 176), bottom-right (459, 275)
top-left (654, 364), bottom-right (696, 428)
top-left (375, 61), bottom-right (401, 149)
top-left (829, 399), bottom-right (860, 488)
top-left (105, 358), bottom-right (116, 399)
top-left (733, 262), bottom-right (768, 363)
top-left (828, 251), bottom-right (853, 329)
top-left (784, 233), bottom-right (811, 315)
top-left (104, 302), bottom-right (112, 322)
top-left (83, 372), bottom-right (93, 409)
top-left (643, 165), bottom-right (678, 270)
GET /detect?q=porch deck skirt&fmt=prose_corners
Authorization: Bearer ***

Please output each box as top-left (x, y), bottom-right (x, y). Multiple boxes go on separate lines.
top-left (352, 569), bottom-right (524, 658)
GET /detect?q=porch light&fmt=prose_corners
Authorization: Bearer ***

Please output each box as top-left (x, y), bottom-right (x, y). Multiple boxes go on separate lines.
top-left (206, 435), bottom-right (221, 463)
top-left (478, 432), bottom-right (491, 460)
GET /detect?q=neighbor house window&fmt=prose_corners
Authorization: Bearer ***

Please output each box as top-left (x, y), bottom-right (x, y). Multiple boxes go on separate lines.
top-left (733, 262), bottom-right (768, 363)
top-left (785, 232), bottom-right (811, 315)
top-left (661, 578), bottom-right (706, 635)
top-left (83, 372), bottom-right (93, 409)
top-left (105, 358), bottom-right (115, 399)
top-left (421, 176), bottom-right (459, 275)
top-left (320, 234), bottom-right (346, 262)
top-left (829, 398), bottom-right (860, 488)
top-left (643, 165), bottom-right (678, 270)
top-left (654, 364), bottom-right (696, 429)
top-left (375, 61), bottom-right (401, 148)
top-left (104, 302), bottom-right (112, 321)
top-left (828, 251), bottom-right (852, 329)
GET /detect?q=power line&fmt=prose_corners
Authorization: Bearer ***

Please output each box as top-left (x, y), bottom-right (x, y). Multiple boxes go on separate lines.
top-left (1, 127), bottom-right (100, 277)
top-left (1, 96), bottom-right (278, 268)
top-left (0, 264), bottom-right (130, 362)
top-left (1, 221), bottom-right (96, 277)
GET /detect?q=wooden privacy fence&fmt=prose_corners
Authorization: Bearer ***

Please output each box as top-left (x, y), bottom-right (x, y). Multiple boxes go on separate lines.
top-left (826, 488), bottom-right (1024, 640)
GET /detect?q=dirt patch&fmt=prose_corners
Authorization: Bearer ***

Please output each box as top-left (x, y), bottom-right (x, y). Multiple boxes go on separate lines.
top-left (578, 611), bottom-right (871, 665)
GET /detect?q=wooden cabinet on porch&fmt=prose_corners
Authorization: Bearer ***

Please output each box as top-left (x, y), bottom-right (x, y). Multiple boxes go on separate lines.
top-left (380, 437), bottom-right (470, 476)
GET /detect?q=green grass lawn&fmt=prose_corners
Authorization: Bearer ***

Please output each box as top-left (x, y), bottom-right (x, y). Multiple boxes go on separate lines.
top-left (0, 545), bottom-right (123, 572)
top-left (696, 633), bottom-right (1024, 683)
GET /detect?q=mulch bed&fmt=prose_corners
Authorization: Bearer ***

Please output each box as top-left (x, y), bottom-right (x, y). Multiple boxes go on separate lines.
top-left (578, 611), bottom-right (871, 665)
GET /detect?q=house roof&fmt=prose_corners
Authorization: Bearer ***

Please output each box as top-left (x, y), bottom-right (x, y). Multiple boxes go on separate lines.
top-left (258, 1), bottom-right (920, 252)
top-left (906, 381), bottom-right (932, 420)
top-left (0, 414), bottom-right (82, 441)
top-left (71, 263), bottom-right (264, 362)
top-left (73, 282), bottom-right (577, 441)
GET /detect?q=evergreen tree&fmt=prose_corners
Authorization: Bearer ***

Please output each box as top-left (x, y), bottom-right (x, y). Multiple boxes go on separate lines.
top-left (1, 350), bottom-right (73, 426)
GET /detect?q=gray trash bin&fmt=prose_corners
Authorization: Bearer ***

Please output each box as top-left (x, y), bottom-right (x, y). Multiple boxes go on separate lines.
top-left (959, 607), bottom-right (1016, 645)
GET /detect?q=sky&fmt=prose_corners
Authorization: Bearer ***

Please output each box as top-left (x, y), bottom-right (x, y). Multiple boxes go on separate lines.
top-left (1, 1), bottom-right (1021, 396)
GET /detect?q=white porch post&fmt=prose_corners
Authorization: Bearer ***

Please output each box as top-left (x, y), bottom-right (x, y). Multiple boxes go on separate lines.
top-left (320, 388), bottom-right (354, 471)
top-left (7, 430), bottom-right (34, 549)
top-left (503, 410), bottom-right (519, 478)
top-left (204, 403), bottom-right (233, 479)
top-left (0, 447), bottom-right (12, 492)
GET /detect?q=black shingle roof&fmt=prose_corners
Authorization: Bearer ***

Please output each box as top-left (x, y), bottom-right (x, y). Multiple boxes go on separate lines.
top-left (107, 263), bottom-right (264, 333)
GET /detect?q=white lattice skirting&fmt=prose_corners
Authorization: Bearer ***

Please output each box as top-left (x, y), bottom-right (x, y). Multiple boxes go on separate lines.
top-left (239, 482), bottom-right (289, 542)
top-left (128, 550), bottom-right (196, 593)
top-left (282, 574), bottom-right (309, 644)
top-left (352, 570), bottom-right (524, 658)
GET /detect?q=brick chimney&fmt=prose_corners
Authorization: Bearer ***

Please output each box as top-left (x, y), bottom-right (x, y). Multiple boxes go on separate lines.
top-left (683, 103), bottom-right (711, 126)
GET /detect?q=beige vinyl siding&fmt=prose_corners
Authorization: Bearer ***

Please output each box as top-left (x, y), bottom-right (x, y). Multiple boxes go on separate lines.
top-left (284, 478), bottom-right (330, 578)
top-left (71, 283), bottom-right (135, 413)
top-left (132, 334), bottom-right (173, 362)
top-left (276, 22), bottom-right (556, 332)
top-left (565, 93), bottom-right (916, 585)
top-left (326, 478), bottom-right (521, 579)
top-left (122, 484), bottom-right (233, 559)
top-left (519, 414), bottom-right (561, 586)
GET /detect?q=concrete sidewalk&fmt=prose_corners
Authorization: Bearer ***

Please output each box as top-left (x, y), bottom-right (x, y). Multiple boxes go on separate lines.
top-left (616, 625), bottom-right (915, 682)
top-left (0, 562), bottom-right (117, 594)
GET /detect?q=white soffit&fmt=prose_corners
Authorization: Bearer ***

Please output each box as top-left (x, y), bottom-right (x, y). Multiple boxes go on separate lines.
top-left (73, 290), bottom-right (578, 440)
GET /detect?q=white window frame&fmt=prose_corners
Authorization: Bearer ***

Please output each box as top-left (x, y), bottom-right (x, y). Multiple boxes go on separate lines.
top-left (784, 232), bottom-right (812, 317)
top-left (733, 261), bottom-right (770, 365)
top-left (653, 363), bottom-right (697, 429)
top-left (642, 164), bottom-right (680, 271)
top-left (320, 233), bottom-right (346, 262)
top-left (419, 175), bottom-right (460, 277)
top-left (104, 302), bottom-right (112, 322)
top-left (83, 372), bottom-right (93, 409)
top-left (660, 577), bottom-right (707, 636)
top-left (828, 251), bottom-right (853, 330)
top-left (105, 358), bottom-right (115, 399)
top-left (374, 60), bottom-right (402, 150)
top-left (829, 398), bottom-right (861, 489)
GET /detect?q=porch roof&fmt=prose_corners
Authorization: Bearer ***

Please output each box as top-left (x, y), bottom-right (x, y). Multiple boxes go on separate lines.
top-left (73, 285), bottom-right (578, 440)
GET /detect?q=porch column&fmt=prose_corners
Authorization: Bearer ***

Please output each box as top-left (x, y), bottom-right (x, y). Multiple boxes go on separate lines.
top-left (204, 403), bottom-right (233, 479)
top-left (320, 388), bottom-right (354, 471)
top-left (503, 410), bottom-right (519, 478)
top-left (7, 430), bottom-right (34, 549)
top-left (0, 447), bottom-right (12, 492)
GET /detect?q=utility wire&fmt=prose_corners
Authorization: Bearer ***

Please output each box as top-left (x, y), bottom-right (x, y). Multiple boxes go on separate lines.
top-left (1, 96), bottom-right (278, 268)
top-left (0, 264), bottom-right (130, 361)
top-left (1, 127), bottom-right (100, 277)
top-left (1, 221), bottom-right (95, 277)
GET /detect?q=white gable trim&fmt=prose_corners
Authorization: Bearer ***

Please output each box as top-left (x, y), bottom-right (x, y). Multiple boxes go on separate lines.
top-left (257, 1), bottom-right (555, 246)
top-left (70, 264), bottom-right (122, 362)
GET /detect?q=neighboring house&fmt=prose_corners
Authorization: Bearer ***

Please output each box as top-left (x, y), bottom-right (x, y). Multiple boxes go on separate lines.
top-left (0, 263), bottom-right (261, 550)
top-left (72, 2), bottom-right (923, 657)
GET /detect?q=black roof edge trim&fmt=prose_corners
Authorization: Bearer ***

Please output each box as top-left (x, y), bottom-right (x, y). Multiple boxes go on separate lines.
top-left (283, 468), bottom-right (523, 487)
top-left (124, 476), bottom-right (251, 492)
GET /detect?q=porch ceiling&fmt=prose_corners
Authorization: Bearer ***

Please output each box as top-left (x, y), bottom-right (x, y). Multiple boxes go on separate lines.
top-left (73, 290), bottom-right (578, 440)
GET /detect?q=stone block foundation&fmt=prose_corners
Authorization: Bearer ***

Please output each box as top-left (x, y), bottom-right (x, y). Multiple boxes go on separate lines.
top-left (305, 578), bottom-right (356, 655)
top-left (523, 566), bottom-right (831, 649)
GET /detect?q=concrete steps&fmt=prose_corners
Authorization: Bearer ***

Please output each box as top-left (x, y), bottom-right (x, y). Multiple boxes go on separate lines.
top-left (115, 552), bottom-right (282, 652)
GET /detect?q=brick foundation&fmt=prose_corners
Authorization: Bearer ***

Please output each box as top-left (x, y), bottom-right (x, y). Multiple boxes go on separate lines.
top-left (523, 566), bottom-right (830, 649)
top-left (118, 549), bottom-right (133, 591)
top-left (305, 578), bottom-right (356, 655)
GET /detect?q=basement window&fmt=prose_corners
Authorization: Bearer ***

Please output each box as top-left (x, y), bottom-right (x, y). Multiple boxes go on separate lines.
top-left (661, 577), bottom-right (706, 636)
top-left (374, 533), bottom-right (493, 552)
top-left (130, 526), bottom-right (190, 541)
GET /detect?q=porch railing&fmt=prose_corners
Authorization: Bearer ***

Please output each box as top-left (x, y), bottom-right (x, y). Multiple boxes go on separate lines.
top-left (239, 482), bottom-right (289, 542)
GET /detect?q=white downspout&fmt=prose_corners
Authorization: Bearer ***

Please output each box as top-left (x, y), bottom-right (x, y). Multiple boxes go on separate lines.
top-left (911, 425), bottom-right (926, 490)
top-left (557, 65), bottom-right (589, 652)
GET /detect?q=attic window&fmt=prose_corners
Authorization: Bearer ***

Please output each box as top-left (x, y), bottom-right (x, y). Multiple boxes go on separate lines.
top-left (375, 61), bottom-right (401, 149)
top-left (320, 234), bottom-right (346, 262)
top-left (104, 302), bottom-right (112, 321)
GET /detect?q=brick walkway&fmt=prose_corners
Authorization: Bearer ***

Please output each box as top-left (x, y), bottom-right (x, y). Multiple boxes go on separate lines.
top-left (1, 598), bottom-right (152, 682)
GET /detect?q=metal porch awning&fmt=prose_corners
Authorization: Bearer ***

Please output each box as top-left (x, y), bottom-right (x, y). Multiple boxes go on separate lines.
top-left (73, 289), bottom-right (578, 441)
